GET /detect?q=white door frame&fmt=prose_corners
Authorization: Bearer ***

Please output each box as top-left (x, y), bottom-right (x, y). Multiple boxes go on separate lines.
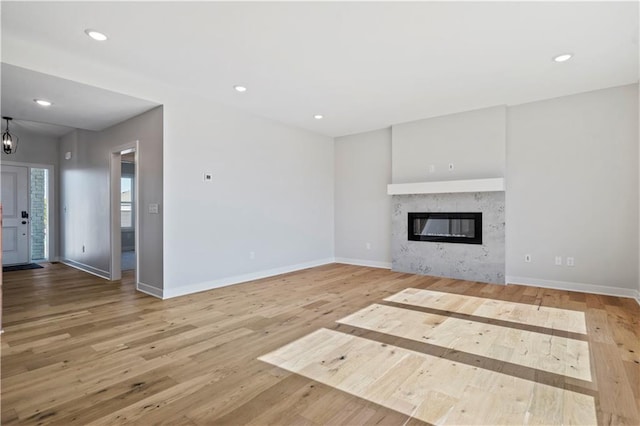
top-left (1, 160), bottom-right (56, 262)
top-left (109, 141), bottom-right (139, 283)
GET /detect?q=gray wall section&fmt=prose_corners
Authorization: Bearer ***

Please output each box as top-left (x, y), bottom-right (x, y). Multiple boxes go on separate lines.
top-left (391, 106), bottom-right (506, 183)
top-left (391, 192), bottom-right (505, 284)
top-left (59, 106), bottom-right (163, 289)
top-left (0, 128), bottom-right (60, 167)
top-left (506, 84), bottom-right (638, 290)
top-left (334, 128), bottom-right (392, 265)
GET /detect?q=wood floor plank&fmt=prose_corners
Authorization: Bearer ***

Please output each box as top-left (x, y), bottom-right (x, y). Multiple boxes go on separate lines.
top-left (1, 262), bottom-right (639, 424)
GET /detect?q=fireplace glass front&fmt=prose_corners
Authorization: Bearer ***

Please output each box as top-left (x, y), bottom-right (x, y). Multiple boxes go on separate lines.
top-left (408, 212), bottom-right (482, 244)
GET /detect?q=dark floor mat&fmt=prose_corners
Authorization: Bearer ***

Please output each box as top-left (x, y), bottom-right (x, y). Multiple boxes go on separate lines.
top-left (3, 263), bottom-right (44, 272)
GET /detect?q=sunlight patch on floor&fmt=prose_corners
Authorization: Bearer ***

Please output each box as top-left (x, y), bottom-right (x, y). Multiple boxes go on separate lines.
top-left (338, 303), bottom-right (591, 381)
top-left (259, 328), bottom-right (596, 425)
top-left (385, 288), bottom-right (587, 334)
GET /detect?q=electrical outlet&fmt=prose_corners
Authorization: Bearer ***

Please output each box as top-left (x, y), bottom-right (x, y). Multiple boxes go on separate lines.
top-left (448, 163), bottom-right (454, 171)
top-left (524, 254), bottom-right (531, 263)
top-left (555, 256), bottom-right (562, 266)
top-left (82, 245), bottom-right (86, 253)
top-left (566, 257), bottom-right (575, 267)
top-left (366, 242), bottom-right (371, 250)
top-left (249, 251), bottom-right (255, 260)
top-left (203, 172), bottom-right (213, 182)
top-left (429, 164), bottom-right (435, 173)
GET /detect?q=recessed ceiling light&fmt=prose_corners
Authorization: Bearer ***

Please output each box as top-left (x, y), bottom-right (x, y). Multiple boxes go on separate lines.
top-left (553, 53), bottom-right (573, 63)
top-left (234, 85), bottom-right (247, 92)
top-left (34, 99), bottom-right (52, 107)
top-left (85, 29), bottom-right (108, 41)
top-left (314, 114), bottom-right (324, 120)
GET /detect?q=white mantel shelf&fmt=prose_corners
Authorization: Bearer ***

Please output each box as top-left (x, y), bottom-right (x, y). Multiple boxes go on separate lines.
top-left (387, 178), bottom-right (505, 195)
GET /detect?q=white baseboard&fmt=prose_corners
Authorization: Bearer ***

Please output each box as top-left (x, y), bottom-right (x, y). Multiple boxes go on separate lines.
top-left (60, 259), bottom-right (110, 280)
top-left (334, 257), bottom-right (392, 269)
top-left (506, 275), bottom-right (639, 300)
top-left (162, 258), bottom-right (335, 299)
top-left (137, 282), bottom-right (163, 299)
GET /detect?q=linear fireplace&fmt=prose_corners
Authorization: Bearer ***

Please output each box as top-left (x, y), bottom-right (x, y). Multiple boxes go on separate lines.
top-left (408, 212), bottom-right (482, 244)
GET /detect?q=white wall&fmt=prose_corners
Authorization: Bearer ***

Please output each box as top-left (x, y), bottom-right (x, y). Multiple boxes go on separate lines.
top-left (334, 128), bottom-right (391, 267)
top-left (391, 106), bottom-right (506, 183)
top-left (506, 84), bottom-right (639, 295)
top-left (163, 98), bottom-right (334, 296)
top-left (59, 107), bottom-right (163, 288)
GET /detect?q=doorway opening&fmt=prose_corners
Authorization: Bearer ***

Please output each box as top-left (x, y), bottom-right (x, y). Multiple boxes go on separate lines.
top-left (110, 142), bottom-right (138, 282)
top-left (121, 152), bottom-right (136, 272)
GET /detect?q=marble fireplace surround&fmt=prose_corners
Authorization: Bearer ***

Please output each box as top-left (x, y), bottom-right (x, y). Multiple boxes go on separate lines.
top-left (391, 190), bottom-right (505, 284)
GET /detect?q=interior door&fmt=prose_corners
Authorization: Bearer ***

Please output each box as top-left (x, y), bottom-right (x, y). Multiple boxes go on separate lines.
top-left (2, 165), bottom-right (29, 265)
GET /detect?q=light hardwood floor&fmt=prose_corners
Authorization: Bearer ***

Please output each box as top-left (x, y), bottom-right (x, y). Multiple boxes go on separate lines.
top-left (1, 263), bottom-right (639, 425)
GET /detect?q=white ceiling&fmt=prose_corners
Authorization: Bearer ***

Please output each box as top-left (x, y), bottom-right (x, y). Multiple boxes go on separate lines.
top-left (4, 118), bottom-right (75, 138)
top-left (1, 63), bottom-right (159, 134)
top-left (2, 1), bottom-right (638, 138)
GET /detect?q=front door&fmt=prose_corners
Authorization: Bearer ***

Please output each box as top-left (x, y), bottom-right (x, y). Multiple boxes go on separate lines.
top-left (2, 165), bottom-right (29, 265)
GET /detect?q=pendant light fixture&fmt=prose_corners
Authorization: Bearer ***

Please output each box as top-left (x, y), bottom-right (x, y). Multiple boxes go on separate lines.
top-left (2, 117), bottom-right (18, 155)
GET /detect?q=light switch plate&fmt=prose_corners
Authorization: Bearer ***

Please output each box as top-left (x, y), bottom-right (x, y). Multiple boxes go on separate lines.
top-left (149, 203), bottom-right (159, 214)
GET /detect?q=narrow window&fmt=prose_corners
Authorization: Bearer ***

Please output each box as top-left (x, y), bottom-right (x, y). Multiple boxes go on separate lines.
top-left (121, 176), bottom-right (134, 229)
